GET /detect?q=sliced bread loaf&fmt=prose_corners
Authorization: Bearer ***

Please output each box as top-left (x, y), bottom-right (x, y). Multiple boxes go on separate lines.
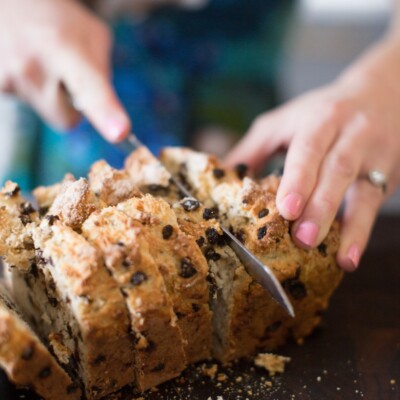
top-left (82, 206), bottom-right (187, 390)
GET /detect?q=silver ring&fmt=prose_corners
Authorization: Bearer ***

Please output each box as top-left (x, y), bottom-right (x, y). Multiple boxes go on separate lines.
top-left (366, 169), bottom-right (387, 194)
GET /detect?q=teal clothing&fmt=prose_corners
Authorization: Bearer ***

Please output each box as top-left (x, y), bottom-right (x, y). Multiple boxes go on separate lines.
top-left (4, 0), bottom-right (293, 191)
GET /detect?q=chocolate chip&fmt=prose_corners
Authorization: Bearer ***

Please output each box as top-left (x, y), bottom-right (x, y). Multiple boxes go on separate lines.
top-left (235, 163), bottom-right (248, 179)
top-left (203, 207), bottom-right (219, 220)
top-left (19, 214), bottom-right (31, 226)
top-left (38, 366), bottom-right (51, 379)
top-left (192, 303), bottom-right (200, 312)
top-left (162, 225), bottom-right (174, 240)
top-left (3, 184), bottom-right (20, 198)
top-left (19, 202), bottom-right (35, 215)
top-left (181, 198), bottom-right (200, 212)
top-left (45, 215), bottom-right (59, 226)
top-left (257, 225), bottom-right (268, 240)
top-left (258, 208), bottom-right (269, 218)
top-left (196, 237), bottom-right (205, 247)
top-left (179, 258), bottom-right (197, 279)
top-left (204, 247), bottom-right (221, 261)
top-left (38, 206), bottom-right (49, 216)
top-left (116, 241), bottom-right (125, 247)
top-left (212, 168), bottom-right (225, 179)
top-left (282, 278), bottom-right (307, 300)
top-left (48, 296), bottom-right (58, 307)
top-left (205, 228), bottom-right (223, 246)
top-left (21, 343), bottom-right (35, 360)
top-left (151, 363), bottom-right (165, 372)
top-left (92, 354), bottom-right (106, 365)
top-left (130, 272), bottom-right (148, 286)
top-left (66, 384), bottom-right (79, 394)
top-left (317, 242), bottom-right (327, 257)
top-left (122, 259), bottom-right (132, 268)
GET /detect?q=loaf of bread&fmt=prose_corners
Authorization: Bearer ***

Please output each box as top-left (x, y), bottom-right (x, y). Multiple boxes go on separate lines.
top-left (0, 146), bottom-right (344, 399)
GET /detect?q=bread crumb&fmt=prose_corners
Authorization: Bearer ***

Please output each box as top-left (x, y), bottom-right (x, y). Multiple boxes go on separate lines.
top-left (254, 353), bottom-right (291, 376)
top-left (265, 380), bottom-right (272, 387)
top-left (316, 376), bottom-right (322, 382)
top-left (217, 373), bottom-right (227, 382)
top-left (201, 363), bottom-right (218, 379)
top-left (390, 379), bottom-right (396, 385)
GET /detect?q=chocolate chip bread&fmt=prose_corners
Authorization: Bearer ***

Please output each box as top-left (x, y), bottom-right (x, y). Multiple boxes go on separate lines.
top-left (160, 147), bottom-right (344, 359)
top-left (117, 195), bottom-right (212, 364)
top-left (82, 205), bottom-right (187, 390)
top-left (0, 282), bottom-right (81, 400)
top-left (15, 218), bottom-right (136, 399)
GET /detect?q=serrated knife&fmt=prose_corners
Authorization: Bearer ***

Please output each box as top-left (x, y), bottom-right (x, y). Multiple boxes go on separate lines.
top-left (119, 134), bottom-right (295, 317)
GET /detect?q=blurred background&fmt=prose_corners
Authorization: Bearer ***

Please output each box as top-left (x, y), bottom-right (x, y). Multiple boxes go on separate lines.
top-left (0, 0), bottom-right (398, 212)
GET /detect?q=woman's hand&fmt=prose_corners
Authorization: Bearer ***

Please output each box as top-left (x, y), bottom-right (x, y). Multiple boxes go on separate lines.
top-left (0, 0), bottom-right (130, 142)
top-left (226, 40), bottom-right (400, 271)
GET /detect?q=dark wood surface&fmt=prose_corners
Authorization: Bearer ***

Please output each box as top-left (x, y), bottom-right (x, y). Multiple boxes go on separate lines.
top-left (2, 216), bottom-right (399, 400)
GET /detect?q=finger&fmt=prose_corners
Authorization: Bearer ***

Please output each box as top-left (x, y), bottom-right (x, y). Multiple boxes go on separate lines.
top-left (13, 61), bottom-right (81, 130)
top-left (276, 110), bottom-right (339, 221)
top-left (224, 112), bottom-right (284, 171)
top-left (291, 114), bottom-right (368, 249)
top-left (59, 45), bottom-right (130, 143)
top-left (336, 179), bottom-right (383, 271)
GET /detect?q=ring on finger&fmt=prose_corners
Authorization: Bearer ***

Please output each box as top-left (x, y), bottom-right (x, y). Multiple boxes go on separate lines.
top-left (360, 169), bottom-right (387, 194)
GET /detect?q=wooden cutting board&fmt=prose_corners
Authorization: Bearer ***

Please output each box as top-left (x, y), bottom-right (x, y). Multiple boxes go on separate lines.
top-left (2, 216), bottom-right (399, 400)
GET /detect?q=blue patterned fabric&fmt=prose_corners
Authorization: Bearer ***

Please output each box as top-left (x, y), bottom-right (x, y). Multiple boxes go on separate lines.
top-left (5, 0), bottom-right (293, 190)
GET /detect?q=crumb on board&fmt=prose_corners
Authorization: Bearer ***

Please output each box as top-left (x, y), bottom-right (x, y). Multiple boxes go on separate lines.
top-left (390, 379), bottom-right (396, 385)
top-left (254, 353), bottom-right (291, 376)
top-left (201, 363), bottom-right (218, 379)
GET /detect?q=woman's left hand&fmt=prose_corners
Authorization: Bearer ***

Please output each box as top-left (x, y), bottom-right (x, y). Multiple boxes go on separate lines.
top-left (226, 40), bottom-right (400, 271)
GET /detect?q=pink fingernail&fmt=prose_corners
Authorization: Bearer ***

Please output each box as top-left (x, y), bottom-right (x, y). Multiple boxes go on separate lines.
top-left (347, 244), bottom-right (360, 270)
top-left (107, 117), bottom-right (128, 142)
top-left (281, 192), bottom-right (303, 218)
top-left (295, 221), bottom-right (319, 247)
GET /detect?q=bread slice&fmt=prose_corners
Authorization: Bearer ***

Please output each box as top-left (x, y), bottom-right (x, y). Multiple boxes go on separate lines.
top-left (82, 206), bottom-right (187, 390)
top-left (116, 195), bottom-right (212, 364)
top-left (0, 282), bottom-right (81, 400)
top-left (124, 147), bottom-right (181, 203)
top-left (11, 219), bottom-right (136, 399)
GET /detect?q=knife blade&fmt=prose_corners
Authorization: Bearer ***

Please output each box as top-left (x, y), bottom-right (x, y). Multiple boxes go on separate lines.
top-left (119, 134), bottom-right (295, 317)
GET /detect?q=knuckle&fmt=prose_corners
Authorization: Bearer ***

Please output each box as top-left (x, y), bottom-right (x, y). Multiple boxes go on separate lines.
top-left (328, 151), bottom-right (356, 180)
top-left (316, 193), bottom-right (337, 215)
top-left (321, 99), bottom-right (346, 122)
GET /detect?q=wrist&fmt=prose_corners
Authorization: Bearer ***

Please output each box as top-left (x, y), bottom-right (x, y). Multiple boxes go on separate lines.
top-left (337, 38), bottom-right (400, 98)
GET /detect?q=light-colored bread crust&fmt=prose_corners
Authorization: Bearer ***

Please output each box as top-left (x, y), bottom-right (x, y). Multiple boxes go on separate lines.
top-left (82, 206), bottom-right (187, 391)
top-left (88, 160), bottom-right (141, 206)
top-left (0, 284), bottom-right (81, 400)
top-left (48, 178), bottom-right (104, 230)
top-left (33, 174), bottom-right (76, 215)
top-left (30, 220), bottom-right (135, 399)
top-left (117, 195), bottom-right (212, 364)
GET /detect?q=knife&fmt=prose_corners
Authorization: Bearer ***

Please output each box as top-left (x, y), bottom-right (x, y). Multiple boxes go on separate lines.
top-left (119, 134), bottom-right (295, 318)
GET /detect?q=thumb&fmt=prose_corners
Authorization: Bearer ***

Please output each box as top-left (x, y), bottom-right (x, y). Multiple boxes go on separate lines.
top-left (58, 48), bottom-right (130, 143)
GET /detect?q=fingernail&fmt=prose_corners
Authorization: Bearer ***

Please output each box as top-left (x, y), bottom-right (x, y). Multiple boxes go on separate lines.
top-left (295, 221), bottom-right (319, 247)
top-left (346, 244), bottom-right (360, 270)
top-left (281, 192), bottom-right (303, 218)
top-left (107, 116), bottom-right (129, 142)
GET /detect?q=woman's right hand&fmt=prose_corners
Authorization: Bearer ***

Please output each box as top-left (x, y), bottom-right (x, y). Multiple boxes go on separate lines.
top-left (0, 0), bottom-right (130, 142)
